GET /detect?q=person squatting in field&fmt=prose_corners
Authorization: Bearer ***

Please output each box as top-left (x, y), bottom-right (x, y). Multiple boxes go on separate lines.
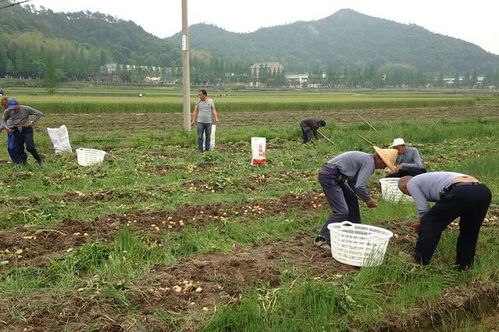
top-left (1, 97), bottom-right (19, 163)
top-left (1, 99), bottom-right (44, 165)
top-left (398, 172), bottom-right (491, 270)
top-left (299, 117), bottom-right (326, 143)
top-left (191, 89), bottom-right (219, 152)
top-left (315, 146), bottom-right (398, 249)
top-left (385, 138), bottom-right (426, 177)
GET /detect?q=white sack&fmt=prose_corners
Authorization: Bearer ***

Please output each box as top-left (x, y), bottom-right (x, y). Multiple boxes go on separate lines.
top-left (47, 125), bottom-right (72, 153)
top-left (202, 124), bottom-right (216, 150)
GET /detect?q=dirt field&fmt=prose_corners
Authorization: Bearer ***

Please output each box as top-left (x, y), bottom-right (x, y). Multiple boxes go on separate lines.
top-left (0, 99), bottom-right (498, 331)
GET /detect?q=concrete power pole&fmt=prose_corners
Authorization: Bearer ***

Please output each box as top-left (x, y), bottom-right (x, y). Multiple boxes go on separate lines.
top-left (181, 0), bottom-right (191, 130)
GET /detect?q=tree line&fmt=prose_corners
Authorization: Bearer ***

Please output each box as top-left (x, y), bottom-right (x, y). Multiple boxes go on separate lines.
top-left (1, 32), bottom-right (498, 88)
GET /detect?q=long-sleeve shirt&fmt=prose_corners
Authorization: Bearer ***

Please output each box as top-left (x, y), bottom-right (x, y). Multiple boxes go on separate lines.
top-left (397, 147), bottom-right (424, 169)
top-left (407, 172), bottom-right (467, 217)
top-left (2, 105), bottom-right (44, 128)
top-left (326, 151), bottom-right (375, 202)
top-left (300, 118), bottom-right (323, 133)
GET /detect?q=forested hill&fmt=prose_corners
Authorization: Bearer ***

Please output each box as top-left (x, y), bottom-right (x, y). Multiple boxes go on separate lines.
top-left (167, 9), bottom-right (499, 73)
top-left (0, 3), bottom-right (179, 79)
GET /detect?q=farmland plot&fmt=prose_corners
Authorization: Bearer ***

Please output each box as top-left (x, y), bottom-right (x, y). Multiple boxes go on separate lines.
top-left (0, 89), bottom-right (498, 331)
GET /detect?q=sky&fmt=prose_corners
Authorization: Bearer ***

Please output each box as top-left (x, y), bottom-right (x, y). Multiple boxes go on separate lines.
top-left (28, 0), bottom-right (499, 55)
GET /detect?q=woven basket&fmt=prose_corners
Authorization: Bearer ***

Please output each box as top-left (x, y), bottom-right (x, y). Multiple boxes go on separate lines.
top-left (328, 222), bottom-right (393, 267)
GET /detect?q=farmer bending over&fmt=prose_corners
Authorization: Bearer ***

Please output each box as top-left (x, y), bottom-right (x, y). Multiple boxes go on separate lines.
top-left (2, 99), bottom-right (44, 165)
top-left (315, 146), bottom-right (398, 249)
top-left (385, 138), bottom-right (426, 177)
top-left (300, 118), bottom-right (326, 143)
top-left (398, 172), bottom-right (491, 270)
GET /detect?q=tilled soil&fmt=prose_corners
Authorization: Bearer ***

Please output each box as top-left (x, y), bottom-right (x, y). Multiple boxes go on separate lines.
top-left (1, 214), bottom-right (497, 331)
top-left (43, 106), bottom-right (499, 131)
top-left (0, 232), bottom-right (356, 332)
top-left (0, 192), bottom-right (326, 269)
top-left (129, 232), bottom-right (356, 328)
top-left (371, 281), bottom-right (499, 331)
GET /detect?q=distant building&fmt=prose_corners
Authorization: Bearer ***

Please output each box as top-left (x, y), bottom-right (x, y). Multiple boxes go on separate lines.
top-left (144, 76), bottom-right (161, 83)
top-left (285, 73), bottom-right (309, 88)
top-left (250, 62), bottom-right (284, 79)
top-left (100, 63), bottom-right (163, 74)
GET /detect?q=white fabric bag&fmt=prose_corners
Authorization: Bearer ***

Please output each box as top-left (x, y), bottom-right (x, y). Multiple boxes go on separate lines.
top-left (47, 125), bottom-right (72, 153)
top-left (251, 137), bottom-right (266, 166)
top-left (202, 124), bottom-right (216, 150)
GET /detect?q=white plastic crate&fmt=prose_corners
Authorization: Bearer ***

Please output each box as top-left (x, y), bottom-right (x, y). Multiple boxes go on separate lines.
top-left (76, 148), bottom-right (106, 166)
top-left (328, 221), bottom-right (393, 267)
top-left (379, 178), bottom-right (413, 202)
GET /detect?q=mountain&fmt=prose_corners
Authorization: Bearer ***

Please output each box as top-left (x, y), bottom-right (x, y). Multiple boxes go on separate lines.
top-left (166, 9), bottom-right (499, 73)
top-left (0, 4), bottom-right (180, 69)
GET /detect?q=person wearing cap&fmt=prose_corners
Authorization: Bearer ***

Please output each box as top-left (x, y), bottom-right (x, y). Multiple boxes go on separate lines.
top-left (300, 118), bottom-right (326, 143)
top-left (2, 99), bottom-right (44, 165)
top-left (1, 97), bottom-right (19, 163)
top-left (385, 138), bottom-right (426, 177)
top-left (398, 172), bottom-right (491, 270)
top-left (315, 146), bottom-right (398, 249)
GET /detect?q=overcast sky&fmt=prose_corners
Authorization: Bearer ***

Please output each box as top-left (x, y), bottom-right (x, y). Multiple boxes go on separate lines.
top-left (29, 0), bottom-right (499, 55)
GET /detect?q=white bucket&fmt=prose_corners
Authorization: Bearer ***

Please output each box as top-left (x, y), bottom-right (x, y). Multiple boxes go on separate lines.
top-left (76, 148), bottom-right (106, 166)
top-left (379, 178), bottom-right (413, 202)
top-left (328, 221), bottom-right (393, 267)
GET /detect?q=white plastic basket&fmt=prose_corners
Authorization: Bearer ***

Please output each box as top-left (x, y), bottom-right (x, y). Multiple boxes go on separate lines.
top-left (76, 148), bottom-right (106, 166)
top-left (379, 178), bottom-right (413, 202)
top-left (327, 221), bottom-right (393, 267)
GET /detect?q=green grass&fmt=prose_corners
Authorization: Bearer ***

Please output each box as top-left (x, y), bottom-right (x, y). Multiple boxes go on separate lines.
top-left (0, 88), bottom-right (498, 330)
top-left (1, 86), bottom-right (480, 112)
top-left (204, 228), bottom-right (499, 331)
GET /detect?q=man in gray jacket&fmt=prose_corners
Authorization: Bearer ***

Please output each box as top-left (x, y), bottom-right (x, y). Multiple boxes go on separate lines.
top-left (2, 99), bottom-right (44, 165)
top-left (386, 138), bottom-right (426, 177)
top-left (315, 146), bottom-right (398, 249)
top-left (398, 172), bottom-right (491, 270)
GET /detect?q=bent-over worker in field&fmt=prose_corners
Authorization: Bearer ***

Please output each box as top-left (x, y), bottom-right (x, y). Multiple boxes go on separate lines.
top-left (1, 99), bottom-right (44, 165)
top-left (385, 138), bottom-right (426, 177)
top-left (191, 89), bottom-right (219, 152)
top-left (299, 117), bottom-right (326, 143)
top-left (398, 172), bottom-right (491, 270)
top-left (315, 146), bottom-right (398, 249)
top-left (1, 97), bottom-right (19, 163)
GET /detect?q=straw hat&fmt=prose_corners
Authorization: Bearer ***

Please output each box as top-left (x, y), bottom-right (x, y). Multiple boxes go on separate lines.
top-left (373, 146), bottom-right (398, 172)
top-left (389, 138), bottom-right (406, 148)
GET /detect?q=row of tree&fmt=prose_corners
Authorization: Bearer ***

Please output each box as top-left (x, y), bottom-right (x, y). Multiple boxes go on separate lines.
top-left (1, 31), bottom-right (499, 88)
top-left (0, 32), bottom-right (105, 80)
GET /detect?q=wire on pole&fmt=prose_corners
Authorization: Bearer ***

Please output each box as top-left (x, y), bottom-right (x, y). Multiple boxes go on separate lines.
top-left (0, 0), bottom-right (31, 10)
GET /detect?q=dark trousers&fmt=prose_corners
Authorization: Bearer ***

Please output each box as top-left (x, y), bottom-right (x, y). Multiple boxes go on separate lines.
top-left (7, 133), bottom-right (20, 163)
top-left (197, 122), bottom-right (212, 152)
top-left (318, 165), bottom-right (361, 238)
top-left (302, 128), bottom-right (314, 143)
top-left (13, 127), bottom-right (42, 164)
top-left (386, 167), bottom-right (427, 178)
top-left (415, 183), bottom-right (491, 267)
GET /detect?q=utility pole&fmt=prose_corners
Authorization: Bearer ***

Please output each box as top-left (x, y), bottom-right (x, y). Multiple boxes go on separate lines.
top-left (181, 0), bottom-right (191, 130)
